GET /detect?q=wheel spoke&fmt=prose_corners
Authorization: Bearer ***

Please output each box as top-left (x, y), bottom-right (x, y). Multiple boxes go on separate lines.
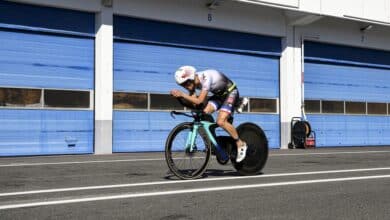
top-left (166, 124), bottom-right (210, 179)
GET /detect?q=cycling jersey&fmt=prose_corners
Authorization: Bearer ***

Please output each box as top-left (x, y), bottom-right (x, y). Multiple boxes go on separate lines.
top-left (196, 70), bottom-right (235, 96)
top-left (196, 69), bottom-right (239, 114)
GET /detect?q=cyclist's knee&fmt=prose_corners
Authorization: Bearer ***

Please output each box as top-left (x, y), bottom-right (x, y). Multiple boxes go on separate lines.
top-left (203, 104), bottom-right (215, 114)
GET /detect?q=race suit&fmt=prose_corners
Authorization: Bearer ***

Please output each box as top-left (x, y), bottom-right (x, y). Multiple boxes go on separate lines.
top-left (196, 69), bottom-right (239, 114)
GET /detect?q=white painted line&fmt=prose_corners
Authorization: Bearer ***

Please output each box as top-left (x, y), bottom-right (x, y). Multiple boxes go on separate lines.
top-left (0, 158), bottom-right (165, 167)
top-left (270, 150), bottom-right (390, 156)
top-left (1, 167), bottom-right (390, 197)
top-left (1, 150), bottom-right (390, 167)
top-left (1, 174), bottom-right (390, 210)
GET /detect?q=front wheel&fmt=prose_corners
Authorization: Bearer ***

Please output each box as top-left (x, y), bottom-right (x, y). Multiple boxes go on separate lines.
top-left (231, 123), bottom-right (269, 175)
top-left (165, 122), bottom-right (211, 179)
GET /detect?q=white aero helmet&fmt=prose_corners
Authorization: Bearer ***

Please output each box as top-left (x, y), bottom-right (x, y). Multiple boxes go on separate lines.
top-left (174, 66), bottom-right (196, 85)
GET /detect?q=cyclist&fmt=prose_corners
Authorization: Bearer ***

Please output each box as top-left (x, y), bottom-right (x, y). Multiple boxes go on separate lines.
top-left (170, 66), bottom-right (247, 162)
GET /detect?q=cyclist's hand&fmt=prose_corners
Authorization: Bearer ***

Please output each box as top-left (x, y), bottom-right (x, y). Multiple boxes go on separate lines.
top-left (170, 89), bottom-right (183, 98)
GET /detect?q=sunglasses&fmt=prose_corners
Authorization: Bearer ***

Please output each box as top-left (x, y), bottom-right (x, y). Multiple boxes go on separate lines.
top-left (180, 80), bottom-right (193, 87)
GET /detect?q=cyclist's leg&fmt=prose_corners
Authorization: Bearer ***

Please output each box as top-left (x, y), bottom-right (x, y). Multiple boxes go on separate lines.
top-left (203, 103), bottom-right (216, 114)
top-left (216, 111), bottom-right (239, 140)
top-left (216, 90), bottom-right (245, 146)
top-left (216, 110), bottom-right (247, 162)
top-left (216, 89), bottom-right (247, 161)
top-left (203, 96), bottom-right (220, 114)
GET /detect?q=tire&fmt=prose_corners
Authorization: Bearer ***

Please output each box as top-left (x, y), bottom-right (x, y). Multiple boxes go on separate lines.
top-left (231, 123), bottom-right (269, 175)
top-left (165, 122), bottom-right (211, 179)
top-left (292, 121), bottom-right (311, 148)
top-left (292, 121), bottom-right (311, 138)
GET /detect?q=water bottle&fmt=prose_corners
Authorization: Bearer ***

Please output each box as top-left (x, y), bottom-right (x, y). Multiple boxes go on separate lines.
top-left (237, 97), bottom-right (249, 113)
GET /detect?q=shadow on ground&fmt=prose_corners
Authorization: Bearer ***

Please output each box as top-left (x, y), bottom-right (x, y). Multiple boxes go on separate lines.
top-left (164, 168), bottom-right (264, 180)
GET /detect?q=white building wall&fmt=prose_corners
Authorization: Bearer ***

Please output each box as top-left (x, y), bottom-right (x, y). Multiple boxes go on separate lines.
top-left (279, 25), bottom-right (302, 149)
top-left (95, 5), bottom-right (114, 154)
top-left (238, 0), bottom-right (390, 25)
top-left (10, 0), bottom-right (101, 12)
top-left (299, 0), bottom-right (321, 14)
top-left (114, 0), bottom-right (286, 37)
top-left (298, 17), bottom-right (390, 51)
top-left (9, 0), bottom-right (316, 25)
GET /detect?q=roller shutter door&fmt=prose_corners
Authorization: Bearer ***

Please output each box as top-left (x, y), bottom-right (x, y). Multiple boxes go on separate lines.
top-left (113, 16), bottom-right (281, 152)
top-left (305, 41), bottom-right (390, 147)
top-left (0, 2), bottom-right (94, 156)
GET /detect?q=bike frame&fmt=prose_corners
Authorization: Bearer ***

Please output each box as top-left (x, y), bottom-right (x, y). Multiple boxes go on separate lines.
top-left (187, 120), bottom-right (229, 161)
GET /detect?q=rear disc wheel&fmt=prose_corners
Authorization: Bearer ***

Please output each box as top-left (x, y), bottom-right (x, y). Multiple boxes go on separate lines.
top-left (231, 123), bottom-right (268, 175)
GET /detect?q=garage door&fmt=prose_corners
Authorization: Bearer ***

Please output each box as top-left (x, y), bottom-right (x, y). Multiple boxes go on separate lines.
top-left (304, 41), bottom-right (390, 147)
top-left (0, 2), bottom-right (94, 156)
top-left (113, 16), bottom-right (281, 152)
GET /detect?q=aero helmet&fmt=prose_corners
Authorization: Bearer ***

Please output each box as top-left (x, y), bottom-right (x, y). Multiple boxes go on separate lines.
top-left (174, 66), bottom-right (196, 85)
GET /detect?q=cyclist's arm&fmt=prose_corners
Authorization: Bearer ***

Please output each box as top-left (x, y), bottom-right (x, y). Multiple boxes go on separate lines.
top-left (181, 90), bottom-right (208, 105)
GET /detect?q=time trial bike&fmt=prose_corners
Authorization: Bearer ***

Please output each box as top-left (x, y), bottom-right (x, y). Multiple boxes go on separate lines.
top-left (165, 99), bottom-right (268, 180)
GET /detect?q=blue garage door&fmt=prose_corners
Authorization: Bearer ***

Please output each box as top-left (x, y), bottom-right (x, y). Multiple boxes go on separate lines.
top-left (305, 41), bottom-right (390, 147)
top-left (113, 16), bottom-right (281, 152)
top-left (0, 2), bottom-right (95, 156)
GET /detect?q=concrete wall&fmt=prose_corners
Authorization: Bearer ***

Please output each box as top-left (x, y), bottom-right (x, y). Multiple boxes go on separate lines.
top-left (238, 0), bottom-right (390, 26)
top-left (299, 17), bottom-right (390, 51)
top-left (114, 0), bottom-right (286, 37)
top-left (14, 0), bottom-right (390, 25)
top-left (94, 5), bottom-right (114, 154)
top-left (10, 0), bottom-right (101, 12)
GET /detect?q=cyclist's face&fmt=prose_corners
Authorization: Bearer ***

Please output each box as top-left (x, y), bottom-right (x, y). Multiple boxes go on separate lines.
top-left (181, 80), bottom-right (195, 92)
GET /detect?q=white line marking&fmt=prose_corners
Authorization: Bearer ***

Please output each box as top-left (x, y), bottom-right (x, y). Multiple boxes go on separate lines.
top-left (1, 174), bottom-right (390, 210)
top-left (1, 167), bottom-right (390, 197)
top-left (0, 158), bottom-right (163, 167)
top-left (1, 150), bottom-right (390, 167)
top-left (271, 150), bottom-right (390, 156)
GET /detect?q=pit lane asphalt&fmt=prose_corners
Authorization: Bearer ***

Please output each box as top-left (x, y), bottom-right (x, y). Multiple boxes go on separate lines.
top-left (1, 146), bottom-right (390, 220)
